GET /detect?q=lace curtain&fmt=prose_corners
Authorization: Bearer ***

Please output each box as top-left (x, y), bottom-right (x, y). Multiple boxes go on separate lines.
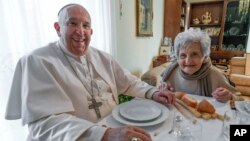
top-left (0, 0), bottom-right (116, 72)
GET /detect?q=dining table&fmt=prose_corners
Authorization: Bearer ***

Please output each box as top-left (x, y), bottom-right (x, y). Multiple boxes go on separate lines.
top-left (97, 94), bottom-right (234, 141)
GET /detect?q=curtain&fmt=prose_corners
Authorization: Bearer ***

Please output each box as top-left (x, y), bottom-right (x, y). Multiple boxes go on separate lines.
top-left (0, 0), bottom-right (116, 72)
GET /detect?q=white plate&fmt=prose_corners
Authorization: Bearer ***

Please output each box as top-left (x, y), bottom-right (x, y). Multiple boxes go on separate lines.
top-left (119, 99), bottom-right (162, 122)
top-left (112, 99), bottom-right (169, 127)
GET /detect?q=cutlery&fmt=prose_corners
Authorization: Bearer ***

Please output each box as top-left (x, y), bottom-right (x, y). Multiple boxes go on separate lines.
top-left (229, 100), bottom-right (236, 110)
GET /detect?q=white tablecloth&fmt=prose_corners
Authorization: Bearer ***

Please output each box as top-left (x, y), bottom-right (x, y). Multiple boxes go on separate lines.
top-left (98, 95), bottom-right (230, 141)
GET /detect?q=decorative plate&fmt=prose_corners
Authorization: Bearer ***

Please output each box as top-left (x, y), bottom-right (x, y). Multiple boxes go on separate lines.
top-left (227, 44), bottom-right (235, 49)
top-left (236, 44), bottom-right (244, 50)
top-left (229, 26), bottom-right (240, 35)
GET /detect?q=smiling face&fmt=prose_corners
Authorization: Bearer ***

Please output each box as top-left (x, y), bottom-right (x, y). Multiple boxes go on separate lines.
top-left (54, 5), bottom-right (93, 56)
top-left (177, 42), bottom-right (206, 75)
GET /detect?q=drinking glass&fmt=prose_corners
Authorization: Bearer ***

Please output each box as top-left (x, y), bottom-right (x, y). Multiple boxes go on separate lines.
top-left (176, 120), bottom-right (202, 141)
top-left (169, 112), bottom-right (183, 135)
top-left (222, 110), bottom-right (240, 141)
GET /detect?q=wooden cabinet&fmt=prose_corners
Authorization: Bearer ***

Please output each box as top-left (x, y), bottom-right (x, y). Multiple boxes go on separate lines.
top-left (163, 0), bottom-right (248, 66)
top-left (222, 0), bottom-right (249, 52)
top-left (188, 1), bottom-right (224, 51)
top-left (180, 1), bottom-right (186, 32)
top-left (163, 0), bottom-right (184, 43)
top-left (186, 0), bottom-right (246, 65)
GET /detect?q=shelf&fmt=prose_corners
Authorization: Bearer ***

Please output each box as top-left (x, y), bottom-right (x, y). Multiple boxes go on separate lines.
top-left (210, 50), bottom-right (245, 60)
top-left (223, 35), bottom-right (248, 38)
top-left (190, 23), bottom-right (221, 27)
top-left (213, 62), bottom-right (228, 66)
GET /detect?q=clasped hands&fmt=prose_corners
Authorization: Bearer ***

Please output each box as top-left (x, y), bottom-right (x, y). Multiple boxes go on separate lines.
top-left (152, 82), bottom-right (176, 105)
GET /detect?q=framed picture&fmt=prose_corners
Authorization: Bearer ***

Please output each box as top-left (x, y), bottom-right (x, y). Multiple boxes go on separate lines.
top-left (136, 0), bottom-right (153, 36)
top-left (159, 46), bottom-right (170, 55)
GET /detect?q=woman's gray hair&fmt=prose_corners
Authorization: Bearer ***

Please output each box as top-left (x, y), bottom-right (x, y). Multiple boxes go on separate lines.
top-left (172, 28), bottom-right (211, 61)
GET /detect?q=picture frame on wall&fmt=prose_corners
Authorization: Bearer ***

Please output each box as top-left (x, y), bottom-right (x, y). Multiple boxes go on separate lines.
top-left (159, 46), bottom-right (170, 55)
top-left (136, 0), bottom-right (153, 36)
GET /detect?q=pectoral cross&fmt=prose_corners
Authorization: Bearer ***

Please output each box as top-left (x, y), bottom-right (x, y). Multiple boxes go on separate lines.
top-left (88, 98), bottom-right (102, 119)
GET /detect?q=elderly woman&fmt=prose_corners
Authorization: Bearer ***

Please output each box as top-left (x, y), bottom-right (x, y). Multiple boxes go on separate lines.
top-left (161, 28), bottom-right (237, 103)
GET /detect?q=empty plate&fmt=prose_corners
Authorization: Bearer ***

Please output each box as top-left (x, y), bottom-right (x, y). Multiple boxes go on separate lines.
top-left (119, 99), bottom-right (162, 122)
top-left (112, 99), bottom-right (169, 127)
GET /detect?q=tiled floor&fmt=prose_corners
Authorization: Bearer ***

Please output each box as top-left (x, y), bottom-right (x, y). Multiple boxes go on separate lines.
top-left (0, 72), bottom-right (28, 141)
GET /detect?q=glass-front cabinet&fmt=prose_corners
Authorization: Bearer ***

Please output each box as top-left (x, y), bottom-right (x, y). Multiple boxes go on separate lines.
top-left (222, 0), bottom-right (250, 51)
top-left (164, 0), bottom-right (249, 65)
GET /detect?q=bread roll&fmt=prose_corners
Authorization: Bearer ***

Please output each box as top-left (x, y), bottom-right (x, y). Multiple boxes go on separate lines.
top-left (180, 95), bottom-right (197, 108)
top-left (197, 99), bottom-right (215, 114)
top-left (175, 91), bottom-right (186, 99)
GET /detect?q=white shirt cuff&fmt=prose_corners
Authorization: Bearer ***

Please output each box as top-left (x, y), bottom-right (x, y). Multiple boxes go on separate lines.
top-left (145, 88), bottom-right (159, 99)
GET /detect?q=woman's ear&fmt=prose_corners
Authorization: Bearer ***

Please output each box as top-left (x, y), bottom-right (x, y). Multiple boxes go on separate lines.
top-left (54, 22), bottom-right (61, 37)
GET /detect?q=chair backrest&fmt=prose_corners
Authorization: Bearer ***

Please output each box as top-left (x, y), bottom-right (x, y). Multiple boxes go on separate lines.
top-left (229, 57), bottom-right (246, 75)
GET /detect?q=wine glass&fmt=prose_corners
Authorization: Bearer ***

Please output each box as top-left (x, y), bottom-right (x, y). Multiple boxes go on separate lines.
top-left (168, 111), bottom-right (183, 135)
top-left (176, 119), bottom-right (202, 141)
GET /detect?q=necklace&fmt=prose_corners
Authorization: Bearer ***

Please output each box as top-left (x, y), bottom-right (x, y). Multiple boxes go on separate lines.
top-left (60, 47), bottom-right (103, 119)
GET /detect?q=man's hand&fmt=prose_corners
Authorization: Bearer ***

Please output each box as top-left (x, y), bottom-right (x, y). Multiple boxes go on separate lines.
top-left (101, 126), bottom-right (152, 141)
top-left (153, 82), bottom-right (176, 105)
top-left (212, 87), bottom-right (232, 103)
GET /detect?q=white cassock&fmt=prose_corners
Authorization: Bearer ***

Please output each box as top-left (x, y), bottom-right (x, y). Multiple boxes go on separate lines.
top-left (5, 41), bottom-right (158, 141)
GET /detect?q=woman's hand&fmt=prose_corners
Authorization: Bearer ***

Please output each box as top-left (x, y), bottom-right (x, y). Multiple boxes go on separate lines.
top-left (152, 82), bottom-right (176, 105)
top-left (212, 87), bottom-right (233, 103)
top-left (101, 126), bottom-right (152, 141)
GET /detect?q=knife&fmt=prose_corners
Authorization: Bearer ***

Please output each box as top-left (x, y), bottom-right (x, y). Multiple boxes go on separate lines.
top-left (229, 100), bottom-right (236, 110)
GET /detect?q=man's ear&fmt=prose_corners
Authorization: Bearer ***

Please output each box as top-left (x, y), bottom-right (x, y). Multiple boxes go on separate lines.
top-left (54, 22), bottom-right (61, 37)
